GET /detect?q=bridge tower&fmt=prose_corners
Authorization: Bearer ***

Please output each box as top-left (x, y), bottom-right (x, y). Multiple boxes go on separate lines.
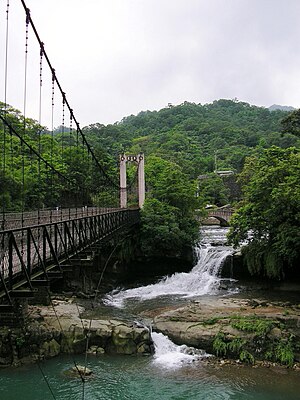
top-left (120, 154), bottom-right (145, 209)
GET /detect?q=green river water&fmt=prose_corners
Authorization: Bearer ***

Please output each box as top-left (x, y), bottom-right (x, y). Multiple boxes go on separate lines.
top-left (1, 353), bottom-right (300, 400)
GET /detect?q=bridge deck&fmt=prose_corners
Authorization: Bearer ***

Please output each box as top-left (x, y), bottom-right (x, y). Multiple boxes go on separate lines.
top-left (0, 209), bottom-right (140, 303)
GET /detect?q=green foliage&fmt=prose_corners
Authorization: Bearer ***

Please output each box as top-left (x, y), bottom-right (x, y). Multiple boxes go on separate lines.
top-left (0, 103), bottom-right (117, 211)
top-left (239, 350), bottom-right (255, 364)
top-left (198, 174), bottom-right (230, 206)
top-left (265, 337), bottom-right (295, 367)
top-left (228, 338), bottom-right (246, 354)
top-left (274, 340), bottom-right (294, 367)
top-left (230, 316), bottom-right (275, 335)
top-left (228, 147), bottom-right (300, 278)
top-left (2, 99), bottom-right (300, 272)
top-left (213, 333), bottom-right (228, 356)
top-left (140, 198), bottom-right (198, 257)
top-left (213, 333), bottom-right (250, 361)
top-left (15, 335), bottom-right (26, 348)
top-left (84, 100), bottom-right (299, 181)
top-left (139, 155), bottom-right (201, 257)
top-left (281, 109), bottom-right (300, 137)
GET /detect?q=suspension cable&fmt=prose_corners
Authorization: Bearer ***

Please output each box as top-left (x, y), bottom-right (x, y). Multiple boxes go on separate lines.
top-left (2, 0), bottom-right (10, 229)
top-left (0, 115), bottom-right (77, 186)
top-left (36, 361), bottom-right (57, 400)
top-left (80, 239), bottom-right (124, 400)
top-left (68, 111), bottom-right (73, 220)
top-left (20, 6), bottom-right (30, 261)
top-left (47, 288), bottom-right (87, 393)
top-left (19, 0), bottom-right (119, 190)
top-left (60, 93), bottom-right (66, 218)
top-left (50, 69), bottom-right (55, 223)
top-left (38, 41), bottom-right (44, 224)
top-left (4, 0), bottom-right (9, 105)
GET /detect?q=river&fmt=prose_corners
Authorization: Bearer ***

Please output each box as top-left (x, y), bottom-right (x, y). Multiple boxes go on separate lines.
top-left (0, 226), bottom-right (299, 399)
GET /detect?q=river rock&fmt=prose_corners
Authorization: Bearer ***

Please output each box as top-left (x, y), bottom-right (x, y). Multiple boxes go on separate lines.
top-left (40, 338), bottom-right (60, 358)
top-left (151, 296), bottom-right (300, 363)
top-left (72, 365), bottom-right (92, 375)
top-left (64, 365), bottom-right (93, 377)
top-left (0, 301), bottom-right (153, 367)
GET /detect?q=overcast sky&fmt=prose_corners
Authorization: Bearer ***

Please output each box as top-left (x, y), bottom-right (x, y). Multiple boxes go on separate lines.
top-left (1, 0), bottom-right (300, 128)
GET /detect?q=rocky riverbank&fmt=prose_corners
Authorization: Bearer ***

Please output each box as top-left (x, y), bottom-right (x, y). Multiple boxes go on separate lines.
top-left (0, 299), bottom-right (152, 368)
top-left (1, 294), bottom-right (300, 369)
top-left (150, 296), bottom-right (300, 368)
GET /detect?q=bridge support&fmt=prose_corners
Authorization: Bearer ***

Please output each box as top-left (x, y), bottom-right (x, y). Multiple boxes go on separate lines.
top-left (120, 155), bottom-right (127, 208)
top-left (138, 154), bottom-right (145, 208)
top-left (120, 153), bottom-right (145, 209)
top-left (29, 285), bottom-right (51, 306)
top-left (0, 299), bottom-right (29, 327)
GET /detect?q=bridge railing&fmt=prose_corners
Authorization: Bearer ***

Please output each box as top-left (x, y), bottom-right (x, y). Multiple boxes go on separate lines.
top-left (207, 209), bottom-right (233, 221)
top-left (0, 207), bottom-right (124, 231)
top-left (0, 209), bottom-right (140, 299)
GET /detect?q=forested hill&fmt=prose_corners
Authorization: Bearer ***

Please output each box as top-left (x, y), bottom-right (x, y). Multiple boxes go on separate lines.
top-left (83, 99), bottom-right (300, 179)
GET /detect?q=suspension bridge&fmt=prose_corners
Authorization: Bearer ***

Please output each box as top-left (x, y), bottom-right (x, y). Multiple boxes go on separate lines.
top-left (0, 1), bottom-right (144, 320)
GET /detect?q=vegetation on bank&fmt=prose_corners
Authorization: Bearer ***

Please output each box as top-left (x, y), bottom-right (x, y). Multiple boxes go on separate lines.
top-left (228, 147), bottom-right (300, 279)
top-left (212, 315), bottom-right (296, 367)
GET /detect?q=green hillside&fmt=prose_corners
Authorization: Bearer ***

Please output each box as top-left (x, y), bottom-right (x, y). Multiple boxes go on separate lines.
top-left (1, 99), bottom-right (299, 272)
top-left (83, 99), bottom-right (299, 180)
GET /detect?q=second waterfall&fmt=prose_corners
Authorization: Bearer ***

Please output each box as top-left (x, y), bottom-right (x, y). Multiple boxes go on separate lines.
top-left (104, 226), bottom-right (235, 308)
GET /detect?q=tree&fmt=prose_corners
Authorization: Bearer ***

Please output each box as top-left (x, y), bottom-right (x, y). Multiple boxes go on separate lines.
top-left (140, 199), bottom-right (190, 256)
top-left (281, 109), bottom-right (300, 137)
top-left (140, 156), bottom-right (201, 257)
top-left (198, 174), bottom-right (230, 206)
top-left (228, 147), bottom-right (300, 279)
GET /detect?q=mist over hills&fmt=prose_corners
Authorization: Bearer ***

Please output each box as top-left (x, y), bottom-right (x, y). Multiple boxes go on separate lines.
top-left (268, 104), bottom-right (296, 112)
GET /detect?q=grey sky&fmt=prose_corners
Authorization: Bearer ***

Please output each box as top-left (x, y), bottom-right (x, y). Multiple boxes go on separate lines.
top-left (1, 0), bottom-right (300, 128)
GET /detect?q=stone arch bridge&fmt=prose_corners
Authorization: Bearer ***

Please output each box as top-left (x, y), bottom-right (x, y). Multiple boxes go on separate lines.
top-left (206, 209), bottom-right (234, 226)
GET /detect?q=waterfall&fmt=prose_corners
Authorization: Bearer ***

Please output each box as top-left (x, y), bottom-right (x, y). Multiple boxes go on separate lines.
top-left (151, 332), bottom-right (209, 368)
top-left (104, 226), bottom-right (234, 308)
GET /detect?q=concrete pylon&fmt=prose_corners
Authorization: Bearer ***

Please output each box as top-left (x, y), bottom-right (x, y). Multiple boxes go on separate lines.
top-left (120, 154), bottom-right (127, 208)
top-left (138, 153), bottom-right (145, 208)
top-left (119, 153), bottom-right (145, 209)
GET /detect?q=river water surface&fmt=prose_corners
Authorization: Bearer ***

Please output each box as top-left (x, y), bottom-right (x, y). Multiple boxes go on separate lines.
top-left (1, 226), bottom-right (299, 399)
top-left (1, 352), bottom-right (300, 400)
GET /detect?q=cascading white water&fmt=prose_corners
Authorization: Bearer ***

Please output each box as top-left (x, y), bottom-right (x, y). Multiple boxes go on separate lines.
top-left (151, 332), bottom-right (209, 368)
top-left (104, 226), bottom-right (234, 308)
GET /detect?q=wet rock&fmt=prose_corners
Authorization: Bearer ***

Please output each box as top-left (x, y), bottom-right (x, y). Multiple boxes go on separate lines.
top-left (40, 339), bottom-right (60, 358)
top-left (64, 365), bottom-right (93, 377)
top-left (152, 296), bottom-right (300, 366)
top-left (137, 342), bottom-right (151, 354)
top-left (96, 347), bottom-right (105, 354)
top-left (1, 300), bottom-right (153, 367)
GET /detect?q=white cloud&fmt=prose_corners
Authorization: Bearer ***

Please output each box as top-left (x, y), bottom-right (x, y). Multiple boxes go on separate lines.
top-left (1, 0), bottom-right (300, 127)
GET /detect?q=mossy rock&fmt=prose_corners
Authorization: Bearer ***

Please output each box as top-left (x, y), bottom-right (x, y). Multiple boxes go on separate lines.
top-left (40, 339), bottom-right (60, 358)
top-left (60, 333), bottom-right (74, 353)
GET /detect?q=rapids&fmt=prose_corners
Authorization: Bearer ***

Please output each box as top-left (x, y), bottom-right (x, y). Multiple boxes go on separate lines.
top-left (104, 226), bottom-right (234, 308)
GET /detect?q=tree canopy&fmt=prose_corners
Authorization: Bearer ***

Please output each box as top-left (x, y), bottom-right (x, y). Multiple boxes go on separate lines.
top-left (228, 147), bottom-right (300, 279)
top-left (140, 156), bottom-right (200, 257)
top-left (84, 99), bottom-right (299, 207)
